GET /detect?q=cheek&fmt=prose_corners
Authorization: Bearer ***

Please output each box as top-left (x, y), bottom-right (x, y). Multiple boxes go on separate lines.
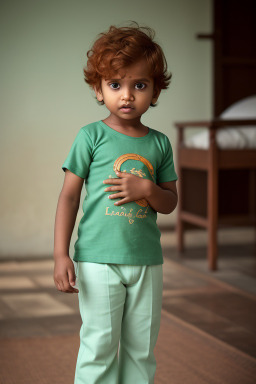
top-left (139, 92), bottom-right (154, 105)
top-left (105, 95), bottom-right (117, 104)
top-left (103, 96), bottom-right (117, 110)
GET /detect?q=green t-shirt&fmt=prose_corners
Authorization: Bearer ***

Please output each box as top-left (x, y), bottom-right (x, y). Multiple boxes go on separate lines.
top-left (62, 120), bottom-right (178, 265)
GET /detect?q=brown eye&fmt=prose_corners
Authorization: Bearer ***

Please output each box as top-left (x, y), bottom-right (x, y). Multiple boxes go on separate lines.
top-left (135, 83), bottom-right (146, 90)
top-left (109, 83), bottom-right (120, 90)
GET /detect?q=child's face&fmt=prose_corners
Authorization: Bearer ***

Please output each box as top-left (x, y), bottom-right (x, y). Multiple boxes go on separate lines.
top-left (94, 59), bottom-right (160, 123)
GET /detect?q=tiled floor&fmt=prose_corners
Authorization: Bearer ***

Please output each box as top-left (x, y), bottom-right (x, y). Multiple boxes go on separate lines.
top-left (0, 235), bottom-right (255, 361)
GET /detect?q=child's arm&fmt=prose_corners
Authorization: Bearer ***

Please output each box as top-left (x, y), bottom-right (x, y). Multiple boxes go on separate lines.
top-left (53, 170), bottom-right (84, 294)
top-left (145, 180), bottom-right (178, 214)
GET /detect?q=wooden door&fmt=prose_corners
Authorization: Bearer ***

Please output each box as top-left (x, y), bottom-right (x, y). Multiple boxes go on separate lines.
top-left (198, 0), bottom-right (256, 116)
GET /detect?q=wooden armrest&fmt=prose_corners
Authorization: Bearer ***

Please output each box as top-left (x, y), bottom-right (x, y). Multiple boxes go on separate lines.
top-left (175, 119), bottom-right (256, 130)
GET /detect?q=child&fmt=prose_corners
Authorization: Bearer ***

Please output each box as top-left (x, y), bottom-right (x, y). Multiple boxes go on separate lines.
top-left (53, 22), bottom-right (178, 384)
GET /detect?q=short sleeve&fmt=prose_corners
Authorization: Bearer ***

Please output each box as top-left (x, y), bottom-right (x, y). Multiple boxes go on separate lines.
top-left (156, 135), bottom-right (178, 183)
top-left (62, 128), bottom-right (93, 180)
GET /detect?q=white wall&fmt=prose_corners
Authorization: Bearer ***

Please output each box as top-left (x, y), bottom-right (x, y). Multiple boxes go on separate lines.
top-left (0, 0), bottom-right (212, 258)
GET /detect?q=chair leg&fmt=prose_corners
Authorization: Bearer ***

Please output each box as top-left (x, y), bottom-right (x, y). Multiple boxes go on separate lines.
top-left (208, 222), bottom-right (218, 271)
top-left (207, 130), bottom-right (218, 271)
top-left (177, 216), bottom-right (184, 253)
top-left (176, 170), bottom-right (184, 253)
top-left (207, 183), bottom-right (218, 271)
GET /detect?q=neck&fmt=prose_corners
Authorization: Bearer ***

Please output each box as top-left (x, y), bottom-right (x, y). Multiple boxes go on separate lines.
top-left (103, 114), bottom-right (145, 130)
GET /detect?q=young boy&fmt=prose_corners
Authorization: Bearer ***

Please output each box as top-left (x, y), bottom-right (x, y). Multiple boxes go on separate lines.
top-left (53, 22), bottom-right (178, 384)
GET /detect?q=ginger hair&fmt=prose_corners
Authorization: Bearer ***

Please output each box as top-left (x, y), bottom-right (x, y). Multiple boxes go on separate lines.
top-left (83, 22), bottom-right (172, 106)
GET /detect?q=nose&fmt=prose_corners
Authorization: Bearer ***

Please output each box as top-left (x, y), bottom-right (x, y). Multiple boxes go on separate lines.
top-left (121, 87), bottom-right (135, 101)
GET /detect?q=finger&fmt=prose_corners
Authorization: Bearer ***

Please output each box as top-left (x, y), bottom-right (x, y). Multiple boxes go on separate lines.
top-left (63, 281), bottom-right (75, 293)
top-left (68, 268), bottom-right (79, 293)
top-left (105, 186), bottom-right (123, 192)
top-left (62, 271), bottom-right (77, 293)
top-left (57, 283), bottom-right (62, 291)
top-left (61, 271), bottom-right (74, 293)
top-left (55, 280), bottom-right (62, 291)
top-left (63, 279), bottom-right (77, 293)
top-left (114, 197), bottom-right (130, 206)
top-left (58, 279), bottom-right (65, 292)
top-left (103, 177), bottom-right (121, 185)
top-left (108, 192), bottom-right (124, 200)
top-left (68, 267), bottom-right (76, 286)
top-left (115, 170), bottom-right (127, 177)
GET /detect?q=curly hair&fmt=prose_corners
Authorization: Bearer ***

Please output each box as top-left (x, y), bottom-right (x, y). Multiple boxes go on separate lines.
top-left (83, 22), bottom-right (172, 107)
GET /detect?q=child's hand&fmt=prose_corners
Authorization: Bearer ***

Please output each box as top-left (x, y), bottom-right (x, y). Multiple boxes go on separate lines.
top-left (103, 170), bottom-right (153, 206)
top-left (53, 255), bottom-right (79, 294)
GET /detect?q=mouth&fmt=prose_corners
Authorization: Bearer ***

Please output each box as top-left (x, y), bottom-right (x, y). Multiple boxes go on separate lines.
top-left (119, 105), bottom-right (134, 113)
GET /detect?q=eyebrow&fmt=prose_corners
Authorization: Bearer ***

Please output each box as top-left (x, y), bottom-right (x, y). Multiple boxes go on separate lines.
top-left (107, 78), bottom-right (151, 83)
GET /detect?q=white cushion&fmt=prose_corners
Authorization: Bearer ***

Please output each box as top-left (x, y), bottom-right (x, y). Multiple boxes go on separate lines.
top-left (185, 95), bottom-right (256, 149)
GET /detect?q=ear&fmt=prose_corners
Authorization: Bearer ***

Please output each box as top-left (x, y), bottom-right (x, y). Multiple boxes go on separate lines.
top-left (93, 86), bottom-right (104, 102)
top-left (152, 88), bottom-right (161, 104)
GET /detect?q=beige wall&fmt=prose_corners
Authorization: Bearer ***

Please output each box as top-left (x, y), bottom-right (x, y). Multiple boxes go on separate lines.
top-left (0, 0), bottom-right (212, 258)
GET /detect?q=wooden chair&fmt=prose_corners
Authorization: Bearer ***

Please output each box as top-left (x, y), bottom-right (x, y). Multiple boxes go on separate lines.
top-left (174, 97), bottom-right (256, 271)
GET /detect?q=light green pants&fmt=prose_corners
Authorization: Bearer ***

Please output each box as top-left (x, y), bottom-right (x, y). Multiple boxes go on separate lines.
top-left (74, 262), bottom-right (163, 384)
